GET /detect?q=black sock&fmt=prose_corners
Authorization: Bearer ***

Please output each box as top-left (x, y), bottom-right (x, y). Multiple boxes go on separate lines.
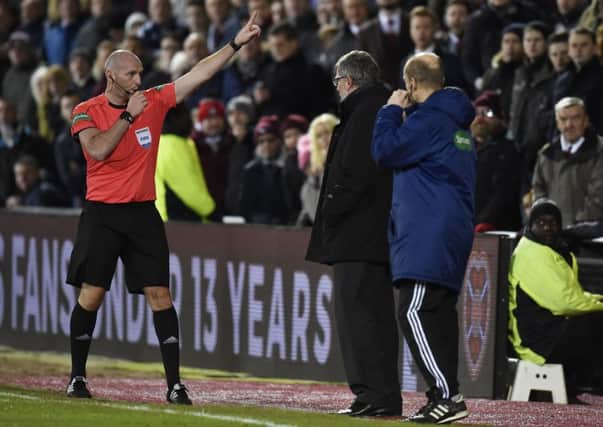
top-left (70, 302), bottom-right (98, 379)
top-left (153, 306), bottom-right (181, 389)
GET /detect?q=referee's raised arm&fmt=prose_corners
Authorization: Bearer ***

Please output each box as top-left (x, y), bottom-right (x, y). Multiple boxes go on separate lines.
top-left (174, 12), bottom-right (261, 104)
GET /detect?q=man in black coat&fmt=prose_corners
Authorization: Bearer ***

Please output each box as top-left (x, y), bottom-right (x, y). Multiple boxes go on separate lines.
top-left (306, 50), bottom-right (401, 417)
top-left (553, 27), bottom-right (603, 135)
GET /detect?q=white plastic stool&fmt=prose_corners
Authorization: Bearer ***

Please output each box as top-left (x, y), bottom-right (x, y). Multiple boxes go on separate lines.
top-left (507, 359), bottom-right (568, 404)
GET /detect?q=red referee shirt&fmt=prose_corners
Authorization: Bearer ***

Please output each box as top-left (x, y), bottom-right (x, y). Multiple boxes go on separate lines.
top-left (70, 83), bottom-right (176, 203)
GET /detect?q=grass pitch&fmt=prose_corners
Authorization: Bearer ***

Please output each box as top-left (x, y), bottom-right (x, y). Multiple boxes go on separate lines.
top-left (0, 385), bottom-right (409, 427)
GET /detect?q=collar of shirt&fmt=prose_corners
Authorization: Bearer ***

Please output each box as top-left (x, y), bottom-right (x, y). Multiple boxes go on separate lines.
top-left (560, 135), bottom-right (585, 154)
top-left (414, 44), bottom-right (436, 55)
top-left (349, 23), bottom-right (361, 35)
top-left (378, 11), bottom-right (400, 35)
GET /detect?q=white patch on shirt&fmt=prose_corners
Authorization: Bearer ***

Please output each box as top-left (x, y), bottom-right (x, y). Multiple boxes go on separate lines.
top-left (135, 127), bottom-right (152, 149)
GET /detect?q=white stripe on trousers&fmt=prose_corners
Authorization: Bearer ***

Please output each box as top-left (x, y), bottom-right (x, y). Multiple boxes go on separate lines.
top-left (406, 282), bottom-right (450, 398)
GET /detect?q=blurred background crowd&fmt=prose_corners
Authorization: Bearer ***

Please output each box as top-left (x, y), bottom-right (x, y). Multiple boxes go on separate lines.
top-left (0, 0), bottom-right (602, 231)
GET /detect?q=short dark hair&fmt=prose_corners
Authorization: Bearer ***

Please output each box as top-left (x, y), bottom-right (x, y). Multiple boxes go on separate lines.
top-left (163, 103), bottom-right (192, 138)
top-left (403, 54), bottom-right (444, 89)
top-left (334, 50), bottom-right (381, 87)
top-left (570, 27), bottom-right (596, 44)
top-left (548, 31), bottom-right (568, 45)
top-left (15, 155), bottom-right (39, 170)
top-left (268, 21), bottom-right (298, 40)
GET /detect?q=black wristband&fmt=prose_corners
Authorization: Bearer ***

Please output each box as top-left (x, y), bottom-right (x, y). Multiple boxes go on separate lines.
top-left (229, 38), bottom-right (242, 52)
top-left (120, 110), bottom-right (134, 124)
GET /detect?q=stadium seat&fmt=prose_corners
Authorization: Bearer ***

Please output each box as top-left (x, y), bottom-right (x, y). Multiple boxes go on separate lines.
top-left (507, 358), bottom-right (568, 404)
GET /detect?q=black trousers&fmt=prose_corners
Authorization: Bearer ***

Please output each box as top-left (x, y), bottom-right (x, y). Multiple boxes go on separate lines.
top-left (397, 280), bottom-right (460, 399)
top-left (333, 262), bottom-right (401, 409)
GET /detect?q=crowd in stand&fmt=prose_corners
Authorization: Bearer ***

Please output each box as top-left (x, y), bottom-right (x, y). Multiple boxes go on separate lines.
top-left (0, 0), bottom-right (602, 231)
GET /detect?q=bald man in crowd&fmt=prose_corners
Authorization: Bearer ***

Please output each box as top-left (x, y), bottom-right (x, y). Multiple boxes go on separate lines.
top-left (372, 53), bottom-right (475, 424)
top-left (65, 13), bottom-right (260, 404)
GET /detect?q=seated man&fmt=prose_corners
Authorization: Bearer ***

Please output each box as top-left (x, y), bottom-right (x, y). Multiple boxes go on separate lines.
top-left (508, 198), bottom-right (603, 399)
top-left (532, 97), bottom-right (603, 227)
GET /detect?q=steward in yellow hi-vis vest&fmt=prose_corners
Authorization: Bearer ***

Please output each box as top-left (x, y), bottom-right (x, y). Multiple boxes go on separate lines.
top-left (508, 198), bottom-right (603, 398)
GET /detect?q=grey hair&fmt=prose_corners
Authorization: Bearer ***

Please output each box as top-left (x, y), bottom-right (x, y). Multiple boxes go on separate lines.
top-left (334, 50), bottom-right (380, 87)
top-left (555, 97), bottom-right (585, 115)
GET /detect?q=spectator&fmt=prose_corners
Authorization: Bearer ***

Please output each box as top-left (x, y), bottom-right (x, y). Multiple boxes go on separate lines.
top-left (259, 22), bottom-right (334, 119)
top-left (180, 32), bottom-right (223, 107)
top-left (508, 21), bottom-right (556, 193)
top-left (462, 0), bottom-right (540, 92)
top-left (5, 155), bottom-right (66, 207)
top-left (436, 0), bottom-right (470, 56)
top-left (578, 0), bottom-right (603, 32)
top-left (280, 113), bottom-right (308, 223)
top-left (155, 102), bottom-right (215, 221)
top-left (29, 65), bottom-right (51, 140)
top-left (53, 90), bottom-right (86, 207)
top-left (68, 48), bottom-right (96, 101)
top-left (532, 97), bottom-right (603, 227)
top-left (481, 23), bottom-right (524, 121)
top-left (238, 115), bottom-right (291, 225)
top-left (205, 0), bottom-right (240, 52)
top-left (0, 97), bottom-right (51, 194)
top-left (508, 197), bottom-right (603, 401)
top-left (318, 0), bottom-right (368, 74)
top-left (271, 0), bottom-right (287, 25)
top-left (357, 0), bottom-right (413, 88)
top-left (2, 31), bottom-right (38, 125)
top-left (548, 31), bottom-right (571, 73)
top-left (185, 0), bottom-right (209, 35)
top-left (400, 6), bottom-right (470, 95)
top-left (73, 0), bottom-right (114, 53)
top-left (316, 0), bottom-right (343, 28)
top-left (45, 65), bottom-right (71, 141)
top-left (553, 0), bottom-right (588, 32)
top-left (124, 11), bottom-right (148, 37)
top-left (224, 95), bottom-right (256, 214)
top-left (157, 34), bottom-right (182, 75)
top-left (222, 35), bottom-right (272, 102)
top-left (90, 40), bottom-right (115, 96)
top-left (191, 98), bottom-right (232, 221)
top-left (248, 0), bottom-right (273, 35)
top-left (138, 0), bottom-right (187, 55)
top-left (16, 0), bottom-right (47, 53)
top-left (297, 112), bottom-right (339, 226)
top-left (553, 27), bottom-right (603, 134)
top-left (471, 90), bottom-right (522, 232)
top-left (43, 0), bottom-right (85, 65)
top-left (0, 0), bottom-right (17, 44)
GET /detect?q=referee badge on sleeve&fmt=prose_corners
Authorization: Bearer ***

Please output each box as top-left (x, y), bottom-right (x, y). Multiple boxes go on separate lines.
top-left (135, 127), bottom-right (152, 149)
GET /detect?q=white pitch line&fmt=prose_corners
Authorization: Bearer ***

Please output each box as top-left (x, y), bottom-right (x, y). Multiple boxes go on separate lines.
top-left (0, 391), bottom-right (297, 427)
top-left (0, 391), bottom-right (42, 401)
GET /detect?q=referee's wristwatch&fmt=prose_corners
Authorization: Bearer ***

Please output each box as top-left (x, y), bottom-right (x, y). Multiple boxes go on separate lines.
top-left (229, 38), bottom-right (242, 52)
top-left (120, 110), bottom-right (134, 125)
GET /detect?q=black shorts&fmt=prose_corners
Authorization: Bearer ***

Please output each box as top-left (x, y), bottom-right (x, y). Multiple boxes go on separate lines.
top-left (67, 200), bottom-right (170, 294)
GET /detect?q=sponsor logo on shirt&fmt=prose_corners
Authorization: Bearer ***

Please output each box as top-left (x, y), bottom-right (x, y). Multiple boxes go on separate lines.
top-left (135, 127), bottom-right (152, 149)
top-left (453, 130), bottom-right (472, 152)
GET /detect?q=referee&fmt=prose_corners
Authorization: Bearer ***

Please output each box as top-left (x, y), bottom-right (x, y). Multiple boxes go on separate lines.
top-left (65, 14), bottom-right (260, 404)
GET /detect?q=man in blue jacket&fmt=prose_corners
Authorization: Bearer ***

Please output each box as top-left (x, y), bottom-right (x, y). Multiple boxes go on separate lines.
top-left (372, 52), bottom-right (476, 424)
